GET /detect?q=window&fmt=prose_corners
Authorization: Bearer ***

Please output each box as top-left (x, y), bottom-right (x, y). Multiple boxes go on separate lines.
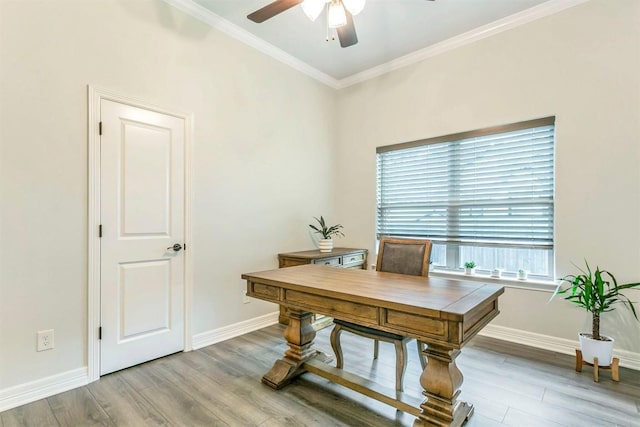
top-left (376, 117), bottom-right (555, 281)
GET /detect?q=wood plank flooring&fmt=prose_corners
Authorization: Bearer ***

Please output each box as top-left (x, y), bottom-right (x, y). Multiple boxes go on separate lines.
top-left (2, 324), bottom-right (639, 426)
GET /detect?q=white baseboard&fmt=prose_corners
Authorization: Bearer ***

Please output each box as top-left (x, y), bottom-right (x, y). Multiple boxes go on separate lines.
top-left (191, 311), bottom-right (280, 350)
top-left (0, 313), bottom-right (279, 413)
top-left (0, 367), bottom-right (88, 412)
top-left (479, 324), bottom-right (640, 371)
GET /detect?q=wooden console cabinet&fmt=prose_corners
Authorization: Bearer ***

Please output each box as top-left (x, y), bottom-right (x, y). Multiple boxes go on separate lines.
top-left (277, 247), bottom-right (368, 327)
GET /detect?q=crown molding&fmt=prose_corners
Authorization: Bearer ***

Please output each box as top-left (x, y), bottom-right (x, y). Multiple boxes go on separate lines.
top-left (162, 0), bottom-right (340, 89)
top-left (163, 0), bottom-right (589, 90)
top-left (336, 0), bottom-right (590, 88)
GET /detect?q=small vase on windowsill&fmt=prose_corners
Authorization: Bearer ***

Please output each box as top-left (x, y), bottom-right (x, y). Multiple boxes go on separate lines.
top-left (463, 261), bottom-right (476, 275)
top-left (517, 269), bottom-right (528, 280)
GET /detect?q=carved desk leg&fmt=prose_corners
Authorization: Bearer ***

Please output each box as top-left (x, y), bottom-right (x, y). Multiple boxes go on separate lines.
top-left (414, 344), bottom-right (473, 427)
top-left (262, 309), bottom-right (316, 389)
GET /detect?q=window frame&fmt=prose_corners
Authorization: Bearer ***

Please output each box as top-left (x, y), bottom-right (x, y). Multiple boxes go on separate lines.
top-left (376, 117), bottom-right (556, 281)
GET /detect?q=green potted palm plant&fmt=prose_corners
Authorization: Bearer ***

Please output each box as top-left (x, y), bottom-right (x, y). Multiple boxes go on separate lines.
top-left (309, 216), bottom-right (344, 253)
top-left (552, 261), bottom-right (640, 366)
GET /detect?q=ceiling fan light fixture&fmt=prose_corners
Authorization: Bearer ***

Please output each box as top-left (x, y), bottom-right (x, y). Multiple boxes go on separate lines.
top-left (301, 0), bottom-right (325, 21)
top-left (327, 0), bottom-right (347, 28)
top-left (342, 0), bottom-right (365, 16)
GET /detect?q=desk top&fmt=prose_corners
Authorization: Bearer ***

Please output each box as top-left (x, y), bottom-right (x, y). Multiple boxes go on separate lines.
top-left (242, 264), bottom-right (503, 322)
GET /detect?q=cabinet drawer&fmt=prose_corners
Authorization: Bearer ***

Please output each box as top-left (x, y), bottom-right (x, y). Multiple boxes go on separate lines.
top-left (313, 257), bottom-right (341, 267)
top-left (342, 252), bottom-right (365, 266)
top-left (279, 258), bottom-right (307, 268)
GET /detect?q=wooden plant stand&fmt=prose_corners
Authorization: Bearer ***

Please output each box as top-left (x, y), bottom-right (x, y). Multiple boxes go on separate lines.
top-left (575, 349), bottom-right (619, 382)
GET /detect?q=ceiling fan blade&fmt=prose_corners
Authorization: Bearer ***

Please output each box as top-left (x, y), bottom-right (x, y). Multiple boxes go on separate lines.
top-left (337, 11), bottom-right (358, 48)
top-left (247, 0), bottom-right (304, 23)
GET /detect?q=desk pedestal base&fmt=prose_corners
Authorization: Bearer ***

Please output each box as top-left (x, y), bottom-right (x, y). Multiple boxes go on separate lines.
top-left (265, 309), bottom-right (475, 427)
top-left (262, 310), bottom-right (317, 389)
top-left (413, 401), bottom-right (473, 427)
top-left (414, 345), bottom-right (472, 427)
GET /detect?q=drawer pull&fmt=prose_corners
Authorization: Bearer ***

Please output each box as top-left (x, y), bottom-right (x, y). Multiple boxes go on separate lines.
top-left (324, 261), bottom-right (331, 265)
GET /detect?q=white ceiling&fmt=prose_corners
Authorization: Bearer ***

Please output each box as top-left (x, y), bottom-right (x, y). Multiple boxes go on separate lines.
top-left (166, 0), bottom-right (585, 87)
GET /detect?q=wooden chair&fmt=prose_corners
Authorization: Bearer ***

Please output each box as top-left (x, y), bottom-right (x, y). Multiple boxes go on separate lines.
top-left (330, 237), bottom-right (432, 392)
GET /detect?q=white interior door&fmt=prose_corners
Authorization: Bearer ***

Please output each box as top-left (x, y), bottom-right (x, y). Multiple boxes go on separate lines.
top-left (100, 99), bottom-right (185, 375)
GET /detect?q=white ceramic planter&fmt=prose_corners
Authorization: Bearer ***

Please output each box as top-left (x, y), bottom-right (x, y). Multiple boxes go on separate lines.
top-left (318, 238), bottom-right (333, 253)
top-left (491, 268), bottom-right (502, 279)
top-left (517, 270), bottom-right (528, 280)
top-left (490, 268), bottom-right (503, 278)
top-left (464, 267), bottom-right (476, 275)
top-left (579, 333), bottom-right (614, 366)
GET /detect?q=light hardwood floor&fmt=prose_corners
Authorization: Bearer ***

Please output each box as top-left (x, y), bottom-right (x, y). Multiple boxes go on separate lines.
top-left (2, 324), bottom-right (639, 426)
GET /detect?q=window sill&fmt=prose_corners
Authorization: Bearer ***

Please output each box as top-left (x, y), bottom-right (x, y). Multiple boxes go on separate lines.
top-left (430, 270), bottom-right (557, 293)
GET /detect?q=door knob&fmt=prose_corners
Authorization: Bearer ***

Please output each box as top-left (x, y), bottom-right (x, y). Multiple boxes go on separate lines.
top-left (167, 243), bottom-right (183, 252)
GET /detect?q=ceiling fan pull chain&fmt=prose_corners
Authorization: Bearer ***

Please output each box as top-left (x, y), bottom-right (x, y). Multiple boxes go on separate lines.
top-left (325, 2), bottom-right (329, 41)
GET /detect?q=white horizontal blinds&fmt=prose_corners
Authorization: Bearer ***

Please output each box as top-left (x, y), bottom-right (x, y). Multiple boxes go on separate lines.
top-left (377, 118), bottom-right (555, 249)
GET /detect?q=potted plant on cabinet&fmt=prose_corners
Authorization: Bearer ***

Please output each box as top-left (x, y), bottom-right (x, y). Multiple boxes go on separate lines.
top-left (552, 261), bottom-right (640, 367)
top-left (309, 216), bottom-right (344, 253)
top-left (464, 261), bottom-right (476, 275)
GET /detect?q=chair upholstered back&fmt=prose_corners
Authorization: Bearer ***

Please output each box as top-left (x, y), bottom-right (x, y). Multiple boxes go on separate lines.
top-left (376, 238), bottom-right (432, 277)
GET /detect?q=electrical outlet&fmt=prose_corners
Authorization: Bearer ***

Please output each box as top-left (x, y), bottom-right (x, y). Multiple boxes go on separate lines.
top-left (37, 329), bottom-right (55, 352)
top-left (243, 290), bottom-right (251, 304)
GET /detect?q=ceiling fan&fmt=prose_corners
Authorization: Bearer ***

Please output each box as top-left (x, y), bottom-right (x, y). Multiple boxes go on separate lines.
top-left (247, 0), bottom-right (435, 48)
top-left (247, 0), bottom-right (365, 48)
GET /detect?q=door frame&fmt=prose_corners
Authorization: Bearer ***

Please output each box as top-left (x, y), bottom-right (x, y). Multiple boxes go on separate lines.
top-left (87, 85), bottom-right (193, 382)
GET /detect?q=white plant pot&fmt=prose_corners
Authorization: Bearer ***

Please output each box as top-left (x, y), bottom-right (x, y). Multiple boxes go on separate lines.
top-left (517, 271), bottom-right (528, 280)
top-left (579, 333), bottom-right (614, 366)
top-left (464, 267), bottom-right (476, 275)
top-left (318, 238), bottom-right (333, 253)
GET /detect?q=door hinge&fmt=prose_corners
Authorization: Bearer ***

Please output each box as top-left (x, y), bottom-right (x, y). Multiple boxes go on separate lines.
top-left (99, 224), bottom-right (102, 238)
top-left (98, 327), bottom-right (102, 340)
top-left (99, 121), bottom-right (102, 135)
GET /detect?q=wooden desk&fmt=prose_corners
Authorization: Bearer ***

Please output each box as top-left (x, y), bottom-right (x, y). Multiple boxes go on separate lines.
top-left (242, 264), bottom-right (504, 427)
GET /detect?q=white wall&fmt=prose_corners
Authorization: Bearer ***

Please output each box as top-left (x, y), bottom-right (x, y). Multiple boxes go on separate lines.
top-left (0, 0), bottom-right (336, 390)
top-left (1, 0), bottom-right (639, 404)
top-left (334, 0), bottom-right (640, 353)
